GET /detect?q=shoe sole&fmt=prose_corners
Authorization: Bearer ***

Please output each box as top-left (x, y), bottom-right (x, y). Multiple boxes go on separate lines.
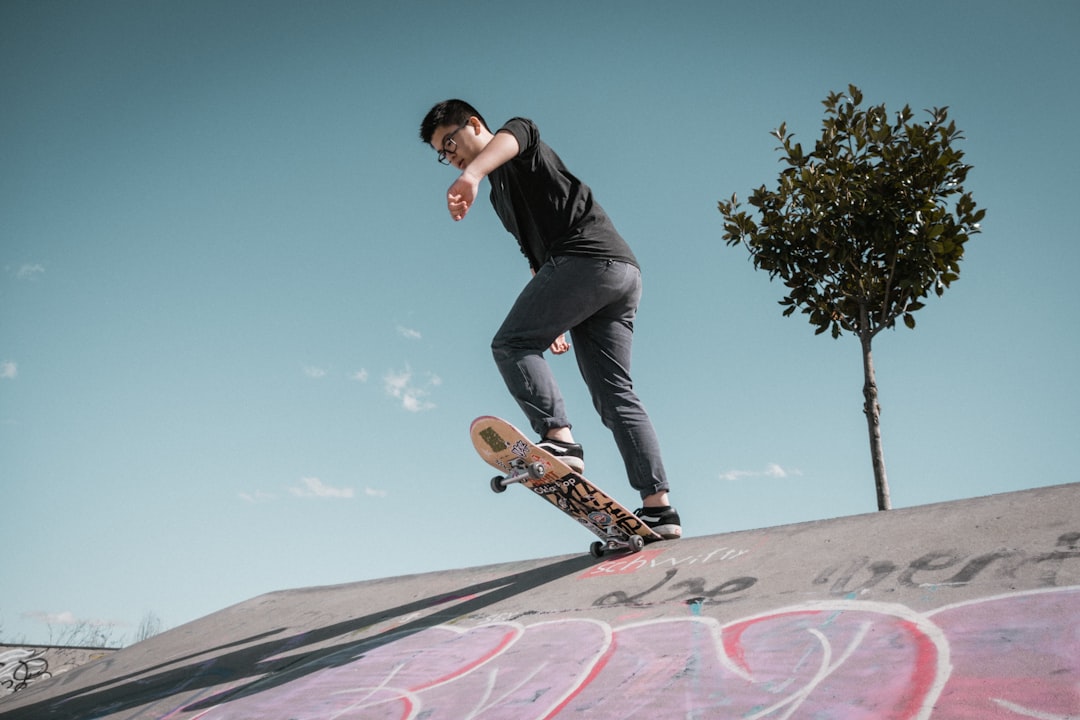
top-left (563, 458), bottom-right (585, 474)
top-left (650, 525), bottom-right (682, 540)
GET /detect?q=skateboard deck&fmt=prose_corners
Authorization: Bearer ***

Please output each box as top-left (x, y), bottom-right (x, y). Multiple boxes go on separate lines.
top-left (470, 415), bottom-right (661, 557)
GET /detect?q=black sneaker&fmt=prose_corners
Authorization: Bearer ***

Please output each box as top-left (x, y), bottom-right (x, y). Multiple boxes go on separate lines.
top-left (536, 437), bottom-right (585, 474)
top-left (635, 506), bottom-right (682, 540)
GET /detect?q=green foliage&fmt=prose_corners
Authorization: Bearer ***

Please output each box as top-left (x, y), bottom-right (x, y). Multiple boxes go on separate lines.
top-left (719, 85), bottom-right (985, 339)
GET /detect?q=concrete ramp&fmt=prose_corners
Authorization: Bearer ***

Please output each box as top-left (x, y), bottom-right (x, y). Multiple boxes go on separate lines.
top-left (2, 483), bottom-right (1078, 719)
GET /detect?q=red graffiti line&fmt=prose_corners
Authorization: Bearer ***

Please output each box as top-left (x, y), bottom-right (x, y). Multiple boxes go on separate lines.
top-left (895, 619), bottom-right (941, 720)
top-left (409, 625), bottom-right (521, 692)
top-left (540, 631), bottom-right (618, 720)
top-left (723, 611), bottom-right (819, 674)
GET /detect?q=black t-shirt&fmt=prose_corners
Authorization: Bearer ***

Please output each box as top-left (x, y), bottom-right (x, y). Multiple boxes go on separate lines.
top-left (487, 117), bottom-right (638, 272)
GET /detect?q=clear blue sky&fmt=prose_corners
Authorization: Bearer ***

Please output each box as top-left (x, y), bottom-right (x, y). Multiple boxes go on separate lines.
top-left (2, 0), bottom-right (1077, 646)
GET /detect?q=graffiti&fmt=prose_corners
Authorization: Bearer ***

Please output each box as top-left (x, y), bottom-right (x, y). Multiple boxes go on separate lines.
top-left (592, 568), bottom-right (758, 608)
top-left (170, 530), bottom-right (1079, 718)
top-left (4, 516), bottom-right (1075, 719)
top-left (814, 531), bottom-right (1080, 597)
top-left (184, 586), bottom-right (1080, 719)
top-left (580, 545), bottom-right (752, 578)
top-left (0, 645), bottom-right (117, 701)
top-left (582, 532), bottom-right (1080, 611)
top-left (577, 545), bottom-right (761, 607)
top-left (0, 648), bottom-right (51, 695)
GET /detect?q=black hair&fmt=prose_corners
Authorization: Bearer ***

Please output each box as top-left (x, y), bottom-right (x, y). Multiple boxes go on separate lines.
top-left (419, 99), bottom-right (489, 144)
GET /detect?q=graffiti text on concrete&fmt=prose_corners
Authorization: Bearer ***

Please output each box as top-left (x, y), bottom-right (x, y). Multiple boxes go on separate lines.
top-left (187, 587), bottom-right (1079, 719)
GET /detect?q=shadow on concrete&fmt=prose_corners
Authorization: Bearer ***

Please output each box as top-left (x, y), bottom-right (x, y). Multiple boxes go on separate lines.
top-left (2, 554), bottom-right (595, 720)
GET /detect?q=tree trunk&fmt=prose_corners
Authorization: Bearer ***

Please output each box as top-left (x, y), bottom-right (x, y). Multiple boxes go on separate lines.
top-left (859, 330), bottom-right (892, 510)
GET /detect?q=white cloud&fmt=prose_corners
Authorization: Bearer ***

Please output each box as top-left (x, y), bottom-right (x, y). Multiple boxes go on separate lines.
top-left (289, 477), bottom-right (354, 499)
top-left (397, 326), bottom-right (422, 340)
top-left (350, 369), bottom-right (369, 382)
top-left (238, 490), bottom-right (277, 503)
top-left (303, 366), bottom-right (328, 379)
top-left (22, 610), bottom-right (78, 625)
top-left (243, 483), bottom-right (380, 502)
top-left (764, 463), bottom-right (793, 478)
top-left (383, 366), bottom-right (439, 412)
top-left (0, 361), bottom-right (16, 380)
top-left (719, 463), bottom-right (803, 482)
top-left (384, 368), bottom-right (409, 394)
top-left (16, 264), bottom-right (45, 280)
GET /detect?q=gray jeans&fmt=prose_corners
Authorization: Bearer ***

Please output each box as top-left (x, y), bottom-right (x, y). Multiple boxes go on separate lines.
top-left (491, 256), bottom-right (669, 499)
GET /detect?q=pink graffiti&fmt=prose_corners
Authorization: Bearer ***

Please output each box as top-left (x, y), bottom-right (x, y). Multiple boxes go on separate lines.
top-left (929, 589), bottom-right (1080, 719)
top-left (191, 587), bottom-right (1079, 719)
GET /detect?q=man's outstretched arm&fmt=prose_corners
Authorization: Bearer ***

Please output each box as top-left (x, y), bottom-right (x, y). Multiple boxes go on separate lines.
top-left (446, 130), bottom-right (519, 221)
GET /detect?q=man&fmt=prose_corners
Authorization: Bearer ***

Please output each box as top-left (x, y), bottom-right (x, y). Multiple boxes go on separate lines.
top-left (420, 99), bottom-right (681, 539)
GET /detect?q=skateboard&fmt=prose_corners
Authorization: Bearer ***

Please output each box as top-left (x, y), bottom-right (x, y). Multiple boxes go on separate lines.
top-left (470, 415), bottom-right (662, 557)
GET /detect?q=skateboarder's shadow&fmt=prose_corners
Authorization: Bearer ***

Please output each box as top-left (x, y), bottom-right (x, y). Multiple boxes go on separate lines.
top-left (5, 554), bottom-right (595, 719)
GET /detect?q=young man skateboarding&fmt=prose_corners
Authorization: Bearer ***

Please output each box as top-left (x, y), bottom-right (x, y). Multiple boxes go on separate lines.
top-left (420, 99), bottom-right (681, 540)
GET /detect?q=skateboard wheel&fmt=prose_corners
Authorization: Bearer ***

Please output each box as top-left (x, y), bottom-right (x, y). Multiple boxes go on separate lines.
top-left (490, 476), bottom-right (508, 494)
top-left (527, 462), bottom-right (546, 479)
top-left (628, 535), bottom-right (645, 553)
top-left (590, 541), bottom-right (605, 558)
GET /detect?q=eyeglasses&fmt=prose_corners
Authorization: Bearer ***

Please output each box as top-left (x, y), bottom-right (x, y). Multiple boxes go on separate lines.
top-left (436, 124), bottom-right (468, 165)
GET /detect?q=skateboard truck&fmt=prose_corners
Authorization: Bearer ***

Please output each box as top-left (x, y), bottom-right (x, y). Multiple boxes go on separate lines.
top-left (489, 457), bottom-right (547, 493)
top-left (591, 532), bottom-right (645, 558)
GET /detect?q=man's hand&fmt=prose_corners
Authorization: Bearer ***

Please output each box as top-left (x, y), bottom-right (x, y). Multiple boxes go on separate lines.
top-left (550, 333), bottom-right (571, 355)
top-left (443, 131), bottom-right (519, 221)
top-left (447, 171), bottom-right (480, 221)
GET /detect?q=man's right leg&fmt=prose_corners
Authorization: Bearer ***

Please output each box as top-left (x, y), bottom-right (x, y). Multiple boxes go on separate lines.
top-left (490, 271), bottom-right (573, 438)
top-left (494, 257), bottom-right (652, 474)
top-left (492, 259), bottom-right (613, 472)
top-left (491, 260), bottom-right (598, 476)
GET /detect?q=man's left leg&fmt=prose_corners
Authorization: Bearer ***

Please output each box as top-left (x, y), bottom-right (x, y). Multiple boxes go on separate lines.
top-left (570, 262), bottom-right (681, 538)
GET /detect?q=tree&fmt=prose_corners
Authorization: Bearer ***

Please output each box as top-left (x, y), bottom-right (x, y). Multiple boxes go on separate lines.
top-left (718, 85), bottom-right (985, 511)
top-left (49, 619), bottom-right (119, 649)
top-left (133, 611), bottom-right (163, 645)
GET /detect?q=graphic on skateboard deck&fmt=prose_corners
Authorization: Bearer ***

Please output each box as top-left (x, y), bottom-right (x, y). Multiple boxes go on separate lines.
top-left (470, 415), bottom-right (661, 557)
